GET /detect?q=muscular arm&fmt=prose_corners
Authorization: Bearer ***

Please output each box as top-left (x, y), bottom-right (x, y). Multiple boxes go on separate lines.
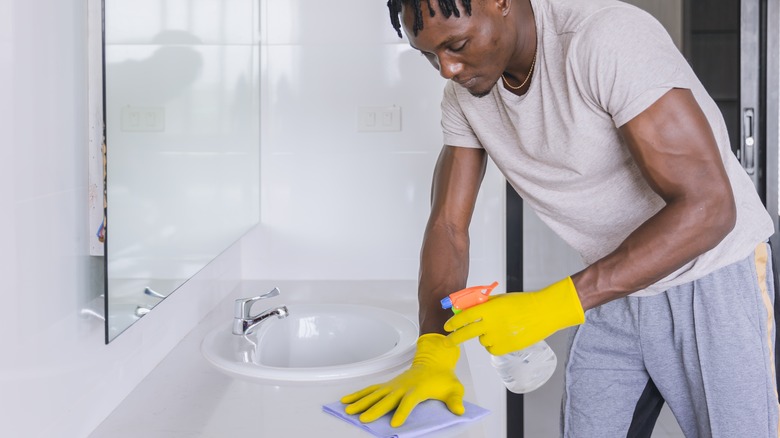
top-left (572, 88), bottom-right (737, 310)
top-left (418, 145), bottom-right (487, 335)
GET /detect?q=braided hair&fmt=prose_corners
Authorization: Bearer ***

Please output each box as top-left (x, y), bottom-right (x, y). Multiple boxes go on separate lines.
top-left (387, 0), bottom-right (473, 37)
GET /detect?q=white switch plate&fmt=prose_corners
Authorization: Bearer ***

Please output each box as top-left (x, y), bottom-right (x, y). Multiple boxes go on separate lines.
top-left (357, 106), bottom-right (401, 132)
top-left (121, 106), bottom-right (165, 132)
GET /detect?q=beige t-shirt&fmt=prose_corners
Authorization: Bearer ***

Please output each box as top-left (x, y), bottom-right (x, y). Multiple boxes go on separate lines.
top-left (441, 0), bottom-right (774, 296)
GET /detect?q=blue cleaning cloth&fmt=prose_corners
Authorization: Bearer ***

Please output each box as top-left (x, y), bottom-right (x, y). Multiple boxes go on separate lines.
top-left (322, 400), bottom-right (490, 438)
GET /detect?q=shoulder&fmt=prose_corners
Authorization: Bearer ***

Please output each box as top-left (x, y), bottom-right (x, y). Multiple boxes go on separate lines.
top-left (443, 80), bottom-right (459, 99)
top-left (540, 0), bottom-right (648, 36)
top-left (565, 2), bottom-right (669, 49)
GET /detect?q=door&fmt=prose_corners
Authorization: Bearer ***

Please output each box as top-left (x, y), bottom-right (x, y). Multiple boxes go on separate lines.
top-left (683, 0), bottom-right (764, 198)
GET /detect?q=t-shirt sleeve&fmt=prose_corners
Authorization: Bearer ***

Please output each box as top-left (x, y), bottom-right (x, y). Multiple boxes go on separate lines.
top-left (440, 81), bottom-right (484, 148)
top-left (570, 5), bottom-right (691, 127)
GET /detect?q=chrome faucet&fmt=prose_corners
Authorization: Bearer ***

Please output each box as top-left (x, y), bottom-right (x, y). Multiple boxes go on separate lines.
top-left (232, 287), bottom-right (289, 336)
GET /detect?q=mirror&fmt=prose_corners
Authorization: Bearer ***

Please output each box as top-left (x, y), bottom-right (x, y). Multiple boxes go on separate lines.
top-left (102, 0), bottom-right (261, 342)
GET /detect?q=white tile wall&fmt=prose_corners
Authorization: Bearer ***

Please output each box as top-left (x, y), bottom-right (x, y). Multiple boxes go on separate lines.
top-left (104, 0), bottom-right (258, 45)
top-left (0, 0), bottom-right (15, 348)
top-left (265, 0), bottom-right (401, 45)
top-left (242, 5), bottom-right (504, 284)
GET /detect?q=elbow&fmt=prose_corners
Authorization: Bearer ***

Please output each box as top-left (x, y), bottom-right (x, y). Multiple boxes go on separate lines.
top-left (695, 188), bottom-right (736, 249)
top-left (710, 203), bottom-right (736, 247)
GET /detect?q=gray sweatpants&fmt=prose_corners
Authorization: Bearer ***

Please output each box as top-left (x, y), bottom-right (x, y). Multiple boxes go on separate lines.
top-left (562, 244), bottom-right (779, 437)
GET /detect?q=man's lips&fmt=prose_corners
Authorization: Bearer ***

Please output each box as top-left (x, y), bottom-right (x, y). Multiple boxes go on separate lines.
top-left (458, 77), bottom-right (477, 88)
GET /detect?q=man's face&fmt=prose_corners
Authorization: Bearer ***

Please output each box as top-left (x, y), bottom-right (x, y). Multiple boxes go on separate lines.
top-left (401, 0), bottom-right (509, 98)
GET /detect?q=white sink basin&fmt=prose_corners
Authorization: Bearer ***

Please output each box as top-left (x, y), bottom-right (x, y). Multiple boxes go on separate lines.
top-left (201, 303), bottom-right (418, 384)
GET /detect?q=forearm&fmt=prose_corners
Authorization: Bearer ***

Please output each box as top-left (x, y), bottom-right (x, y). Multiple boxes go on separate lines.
top-left (418, 222), bottom-right (471, 334)
top-left (417, 146), bottom-right (486, 334)
top-left (572, 195), bottom-right (736, 310)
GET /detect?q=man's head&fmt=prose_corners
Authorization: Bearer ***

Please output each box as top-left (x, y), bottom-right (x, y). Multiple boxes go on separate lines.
top-left (387, 0), bottom-right (528, 98)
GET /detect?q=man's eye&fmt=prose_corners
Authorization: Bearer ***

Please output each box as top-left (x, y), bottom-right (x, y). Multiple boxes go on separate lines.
top-left (451, 41), bottom-right (467, 52)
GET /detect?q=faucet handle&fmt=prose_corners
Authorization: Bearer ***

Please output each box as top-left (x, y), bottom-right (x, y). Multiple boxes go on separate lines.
top-left (234, 287), bottom-right (281, 319)
top-left (144, 287), bottom-right (167, 299)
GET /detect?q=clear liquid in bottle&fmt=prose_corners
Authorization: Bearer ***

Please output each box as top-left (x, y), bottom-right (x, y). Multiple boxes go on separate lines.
top-left (490, 340), bottom-right (557, 394)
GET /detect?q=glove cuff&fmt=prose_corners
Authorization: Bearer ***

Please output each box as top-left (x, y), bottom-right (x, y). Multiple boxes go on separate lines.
top-left (414, 333), bottom-right (460, 368)
top-left (548, 277), bottom-right (586, 327)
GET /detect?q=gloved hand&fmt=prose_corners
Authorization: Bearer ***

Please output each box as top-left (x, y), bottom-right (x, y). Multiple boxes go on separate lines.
top-left (340, 333), bottom-right (465, 427)
top-left (443, 277), bottom-right (585, 356)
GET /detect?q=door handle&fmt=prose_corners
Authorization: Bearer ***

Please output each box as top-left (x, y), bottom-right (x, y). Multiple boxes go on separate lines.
top-left (742, 108), bottom-right (755, 174)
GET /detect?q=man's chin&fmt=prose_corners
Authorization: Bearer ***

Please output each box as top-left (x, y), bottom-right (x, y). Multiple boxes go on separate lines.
top-left (468, 88), bottom-right (493, 98)
top-left (464, 81), bottom-right (496, 98)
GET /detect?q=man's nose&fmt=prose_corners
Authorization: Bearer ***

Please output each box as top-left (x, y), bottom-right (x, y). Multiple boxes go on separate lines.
top-left (438, 56), bottom-right (463, 80)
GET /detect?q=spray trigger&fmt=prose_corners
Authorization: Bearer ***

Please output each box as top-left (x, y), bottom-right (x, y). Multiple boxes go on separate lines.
top-left (440, 281), bottom-right (499, 313)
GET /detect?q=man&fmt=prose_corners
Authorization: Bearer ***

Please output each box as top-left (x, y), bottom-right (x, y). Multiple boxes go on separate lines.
top-left (342, 0), bottom-right (778, 435)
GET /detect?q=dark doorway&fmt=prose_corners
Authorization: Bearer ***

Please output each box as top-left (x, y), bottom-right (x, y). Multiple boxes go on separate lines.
top-left (683, 0), bottom-right (765, 198)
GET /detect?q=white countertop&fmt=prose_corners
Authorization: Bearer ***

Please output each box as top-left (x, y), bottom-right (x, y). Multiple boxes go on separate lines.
top-left (90, 280), bottom-right (502, 438)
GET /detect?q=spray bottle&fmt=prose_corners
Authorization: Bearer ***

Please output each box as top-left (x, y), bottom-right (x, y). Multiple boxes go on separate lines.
top-left (441, 282), bottom-right (557, 394)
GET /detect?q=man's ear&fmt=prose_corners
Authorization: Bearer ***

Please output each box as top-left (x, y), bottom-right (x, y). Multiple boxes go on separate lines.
top-left (497, 0), bottom-right (512, 17)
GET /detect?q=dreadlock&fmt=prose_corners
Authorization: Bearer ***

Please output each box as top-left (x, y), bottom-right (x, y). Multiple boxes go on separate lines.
top-left (387, 0), bottom-right (473, 38)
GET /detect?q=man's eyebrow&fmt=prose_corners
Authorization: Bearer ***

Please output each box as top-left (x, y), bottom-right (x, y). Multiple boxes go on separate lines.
top-left (409, 35), bottom-right (464, 52)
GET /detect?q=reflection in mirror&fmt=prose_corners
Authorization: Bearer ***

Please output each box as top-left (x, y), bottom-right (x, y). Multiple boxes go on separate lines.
top-left (103, 0), bottom-right (261, 342)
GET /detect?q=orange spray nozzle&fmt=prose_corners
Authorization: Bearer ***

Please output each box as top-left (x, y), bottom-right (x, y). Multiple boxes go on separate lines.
top-left (440, 281), bottom-right (499, 313)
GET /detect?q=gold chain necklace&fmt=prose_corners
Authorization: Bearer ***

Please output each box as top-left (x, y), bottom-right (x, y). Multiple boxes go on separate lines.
top-left (501, 50), bottom-right (537, 90)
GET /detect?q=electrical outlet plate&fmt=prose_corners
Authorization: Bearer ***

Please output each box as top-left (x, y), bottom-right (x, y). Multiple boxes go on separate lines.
top-left (357, 106), bottom-right (401, 132)
top-left (121, 106), bottom-right (166, 132)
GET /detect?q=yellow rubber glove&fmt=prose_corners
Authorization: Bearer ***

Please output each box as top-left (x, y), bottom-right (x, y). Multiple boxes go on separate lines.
top-left (443, 277), bottom-right (585, 356)
top-left (340, 333), bottom-right (465, 427)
